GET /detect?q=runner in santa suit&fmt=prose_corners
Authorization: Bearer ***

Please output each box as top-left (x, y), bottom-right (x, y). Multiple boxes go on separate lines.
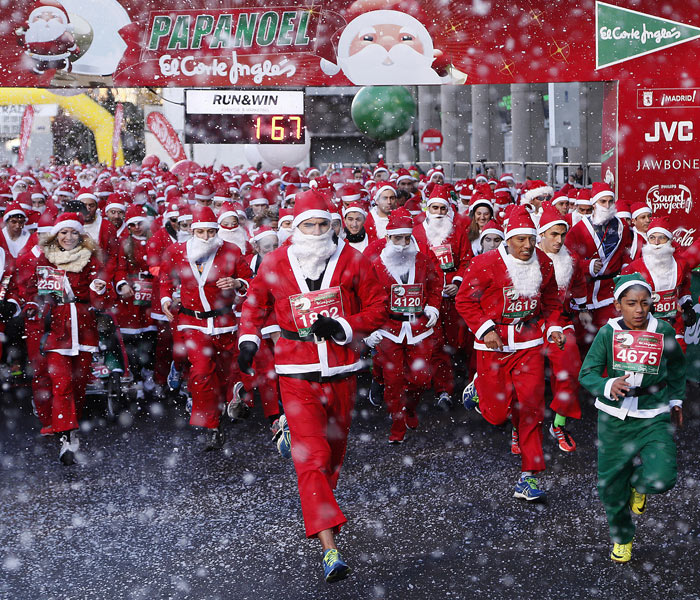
top-left (160, 206), bottom-right (253, 450)
top-left (217, 202), bottom-right (253, 256)
top-left (20, 213), bottom-right (108, 465)
top-left (0, 201), bottom-right (32, 259)
top-left (466, 192), bottom-right (496, 256)
top-left (564, 189), bottom-right (594, 229)
top-left (456, 206), bottom-right (565, 500)
top-left (627, 202), bottom-right (651, 263)
top-left (77, 188), bottom-right (119, 281)
top-left (364, 210), bottom-right (442, 443)
top-left (622, 217), bottom-right (695, 352)
top-left (277, 208), bottom-right (294, 245)
top-left (114, 205), bottom-right (158, 399)
top-left (412, 184), bottom-right (473, 409)
top-left (342, 201), bottom-right (376, 253)
top-left (365, 182), bottom-right (397, 240)
top-left (237, 190), bottom-right (387, 582)
top-left (0, 244), bottom-right (21, 372)
top-left (564, 182), bottom-right (633, 348)
top-left (103, 193), bottom-right (128, 239)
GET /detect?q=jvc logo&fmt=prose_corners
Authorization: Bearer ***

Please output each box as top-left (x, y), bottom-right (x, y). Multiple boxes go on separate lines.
top-left (644, 121), bottom-right (693, 142)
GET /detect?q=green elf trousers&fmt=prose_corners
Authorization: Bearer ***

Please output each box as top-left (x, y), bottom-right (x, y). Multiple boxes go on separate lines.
top-left (597, 411), bottom-right (677, 544)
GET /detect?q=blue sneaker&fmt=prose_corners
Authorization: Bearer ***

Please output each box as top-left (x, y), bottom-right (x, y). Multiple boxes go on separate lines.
top-left (167, 361), bottom-right (181, 391)
top-left (462, 376), bottom-right (479, 411)
top-left (514, 474), bottom-right (546, 501)
top-left (274, 414), bottom-right (292, 459)
top-left (322, 549), bottom-right (351, 583)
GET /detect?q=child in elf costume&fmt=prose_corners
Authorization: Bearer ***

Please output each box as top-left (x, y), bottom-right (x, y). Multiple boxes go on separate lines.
top-left (579, 273), bottom-right (685, 563)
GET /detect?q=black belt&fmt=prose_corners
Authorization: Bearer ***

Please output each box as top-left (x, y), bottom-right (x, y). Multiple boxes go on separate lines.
top-left (389, 313), bottom-right (412, 322)
top-left (180, 306), bottom-right (232, 319)
top-left (280, 372), bottom-right (353, 383)
top-left (592, 273), bottom-right (616, 281)
top-left (625, 382), bottom-right (667, 397)
top-left (56, 299), bottom-right (88, 305)
top-left (280, 328), bottom-right (315, 342)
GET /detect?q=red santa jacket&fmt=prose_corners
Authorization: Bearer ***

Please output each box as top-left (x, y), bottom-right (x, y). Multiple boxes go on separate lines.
top-left (147, 225), bottom-right (178, 321)
top-left (0, 228), bottom-right (33, 260)
top-left (412, 218), bottom-right (473, 287)
top-left (83, 214), bottom-right (119, 281)
top-left (365, 208), bottom-right (389, 241)
top-left (113, 234), bottom-right (156, 334)
top-left (456, 245), bottom-right (563, 352)
top-left (159, 239), bottom-right (253, 335)
top-left (0, 247), bottom-right (20, 322)
top-left (370, 247), bottom-right (443, 344)
top-left (239, 240), bottom-right (387, 378)
top-left (564, 216), bottom-right (632, 309)
top-left (622, 254), bottom-right (692, 341)
top-left (628, 228), bottom-right (647, 263)
top-left (539, 246), bottom-right (588, 329)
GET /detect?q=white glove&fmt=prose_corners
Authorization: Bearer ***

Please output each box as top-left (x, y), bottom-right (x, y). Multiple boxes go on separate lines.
top-left (424, 306), bottom-right (439, 328)
top-left (364, 330), bottom-right (383, 348)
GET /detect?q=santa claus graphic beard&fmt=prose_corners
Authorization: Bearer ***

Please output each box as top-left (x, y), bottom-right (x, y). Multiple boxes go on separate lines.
top-left (338, 42), bottom-right (440, 85)
top-left (424, 213), bottom-right (452, 246)
top-left (218, 225), bottom-right (248, 253)
top-left (25, 15), bottom-right (70, 44)
top-left (189, 235), bottom-right (222, 262)
top-left (380, 239), bottom-right (417, 281)
top-left (290, 227), bottom-right (337, 280)
top-left (503, 250), bottom-right (542, 299)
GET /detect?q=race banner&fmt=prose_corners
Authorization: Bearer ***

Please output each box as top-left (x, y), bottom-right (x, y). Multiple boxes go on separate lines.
top-left (17, 104), bottom-right (34, 166)
top-left (111, 102), bottom-right (123, 168)
top-left (146, 112), bottom-right (187, 162)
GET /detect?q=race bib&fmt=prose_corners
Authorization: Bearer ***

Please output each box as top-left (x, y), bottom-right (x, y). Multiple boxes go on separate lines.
top-left (502, 286), bottom-right (538, 319)
top-left (36, 266), bottom-right (65, 300)
top-left (289, 286), bottom-right (344, 337)
top-left (129, 276), bottom-right (153, 307)
top-left (432, 244), bottom-right (454, 271)
top-left (652, 289), bottom-right (678, 319)
top-left (612, 330), bottom-right (664, 375)
top-left (390, 284), bottom-right (424, 314)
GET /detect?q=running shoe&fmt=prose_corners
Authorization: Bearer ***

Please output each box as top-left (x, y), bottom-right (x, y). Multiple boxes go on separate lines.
top-left (629, 487), bottom-right (647, 515)
top-left (203, 424), bottom-right (225, 451)
top-left (227, 382), bottom-right (247, 420)
top-left (611, 541), bottom-right (633, 563)
top-left (513, 474), bottom-right (545, 501)
top-left (369, 380), bottom-right (384, 407)
top-left (322, 549), bottom-right (351, 583)
top-left (462, 376), bottom-right (479, 411)
top-left (167, 361), bottom-right (182, 391)
top-left (58, 431), bottom-right (79, 465)
top-left (549, 424), bottom-right (576, 452)
top-left (275, 414), bottom-right (292, 458)
top-left (436, 392), bottom-right (453, 411)
top-left (511, 428), bottom-right (521, 455)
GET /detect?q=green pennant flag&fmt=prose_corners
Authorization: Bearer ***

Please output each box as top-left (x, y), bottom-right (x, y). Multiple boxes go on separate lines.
top-left (596, 1), bottom-right (700, 69)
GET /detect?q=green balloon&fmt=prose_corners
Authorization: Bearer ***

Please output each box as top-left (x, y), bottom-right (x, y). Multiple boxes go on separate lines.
top-left (351, 86), bottom-right (416, 141)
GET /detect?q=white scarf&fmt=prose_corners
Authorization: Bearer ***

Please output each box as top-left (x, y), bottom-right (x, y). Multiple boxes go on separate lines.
top-left (545, 245), bottom-right (574, 290)
top-left (289, 228), bottom-right (337, 280)
top-left (370, 207), bottom-right (389, 238)
top-left (2, 228), bottom-right (30, 258)
top-left (423, 213), bottom-right (452, 246)
top-left (188, 236), bottom-right (223, 263)
top-left (502, 248), bottom-right (542, 298)
top-left (642, 242), bottom-right (676, 290)
top-left (380, 240), bottom-right (417, 282)
top-left (591, 203), bottom-right (616, 226)
top-left (218, 226), bottom-right (248, 253)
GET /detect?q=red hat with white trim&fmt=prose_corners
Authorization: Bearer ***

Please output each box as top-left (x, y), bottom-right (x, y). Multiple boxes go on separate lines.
top-left (213, 182), bottom-right (230, 203)
top-left (15, 191), bottom-right (33, 212)
top-left (2, 201), bottom-right (26, 222)
top-left (194, 179), bottom-right (215, 201)
top-left (475, 174), bottom-right (488, 184)
top-left (499, 173), bottom-right (515, 184)
top-left (537, 205), bottom-right (569, 234)
top-left (396, 168), bottom-right (414, 183)
top-left (505, 206), bottom-right (537, 240)
top-left (217, 201), bottom-right (238, 224)
top-left (292, 189), bottom-right (332, 228)
top-left (342, 201), bottom-right (368, 218)
top-left (163, 201), bottom-right (180, 220)
top-left (283, 184), bottom-right (299, 204)
top-left (647, 216), bottom-right (673, 240)
top-left (339, 183), bottom-right (362, 203)
top-left (76, 187), bottom-right (97, 203)
top-left (385, 207), bottom-right (413, 235)
top-left (427, 184), bottom-right (451, 207)
top-left (479, 219), bottom-right (504, 242)
top-left (575, 189), bottom-right (594, 206)
top-left (521, 179), bottom-right (554, 205)
top-left (50, 212), bottom-right (84, 236)
top-left (37, 207), bottom-right (58, 234)
top-left (631, 202), bottom-right (652, 220)
top-left (248, 186), bottom-right (270, 206)
top-left (278, 208), bottom-right (294, 226)
top-left (104, 192), bottom-right (127, 213)
top-left (191, 206), bottom-right (218, 229)
top-left (374, 182), bottom-right (397, 203)
top-left (373, 158), bottom-right (389, 177)
top-left (95, 179), bottom-right (114, 198)
top-left (426, 165), bottom-right (445, 182)
top-left (468, 193), bottom-right (494, 215)
top-left (616, 198), bottom-right (632, 219)
top-left (125, 204), bottom-right (148, 227)
top-left (591, 181), bottom-right (615, 204)
top-left (252, 226), bottom-right (278, 243)
top-left (551, 190), bottom-right (569, 206)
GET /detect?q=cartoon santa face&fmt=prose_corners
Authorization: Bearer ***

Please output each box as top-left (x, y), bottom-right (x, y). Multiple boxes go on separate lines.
top-left (24, 6), bottom-right (73, 45)
top-left (332, 10), bottom-right (442, 85)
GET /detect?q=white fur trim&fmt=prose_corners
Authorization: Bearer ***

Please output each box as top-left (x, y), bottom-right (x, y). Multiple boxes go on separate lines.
top-left (191, 221), bottom-right (219, 229)
top-left (648, 226), bottom-right (673, 239)
top-left (592, 189), bottom-right (615, 204)
top-left (292, 209), bottom-right (331, 229)
top-left (538, 218), bottom-right (568, 234)
top-left (426, 197), bottom-right (450, 207)
top-left (523, 185), bottom-right (554, 203)
top-left (505, 226), bottom-right (536, 239)
top-left (51, 220), bottom-right (83, 236)
top-left (613, 279), bottom-right (652, 300)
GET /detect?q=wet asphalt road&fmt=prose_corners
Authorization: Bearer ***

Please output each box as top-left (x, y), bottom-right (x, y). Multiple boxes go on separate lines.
top-left (1, 380), bottom-right (700, 600)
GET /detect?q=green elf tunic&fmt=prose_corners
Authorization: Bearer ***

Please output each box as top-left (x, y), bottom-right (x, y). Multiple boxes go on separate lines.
top-left (579, 314), bottom-right (686, 544)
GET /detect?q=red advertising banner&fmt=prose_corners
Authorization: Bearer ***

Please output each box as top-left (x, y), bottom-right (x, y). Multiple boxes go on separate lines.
top-left (146, 112), bottom-right (187, 162)
top-left (111, 103), bottom-right (123, 168)
top-left (18, 105), bottom-right (34, 165)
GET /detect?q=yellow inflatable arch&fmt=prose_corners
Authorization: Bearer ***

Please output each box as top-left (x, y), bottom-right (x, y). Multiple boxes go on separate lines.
top-left (0, 88), bottom-right (123, 166)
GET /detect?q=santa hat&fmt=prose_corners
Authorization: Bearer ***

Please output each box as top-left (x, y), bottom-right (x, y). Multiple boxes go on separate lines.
top-left (251, 226), bottom-right (278, 243)
top-left (427, 166), bottom-right (445, 182)
top-left (613, 273), bottom-right (652, 300)
top-left (283, 184), bottom-right (299, 204)
top-left (479, 220), bottom-right (505, 242)
top-left (475, 174), bottom-right (488, 184)
top-left (499, 173), bottom-right (515, 184)
top-left (373, 158), bottom-right (389, 177)
top-left (248, 186), bottom-right (270, 207)
top-left (647, 217), bottom-right (673, 240)
top-left (104, 192), bottom-right (127, 213)
top-left (374, 182), bottom-right (397, 202)
top-left (551, 190), bottom-right (569, 207)
top-left (76, 188), bottom-right (97, 203)
top-left (591, 182), bottom-right (615, 204)
top-left (15, 191), bottom-right (33, 212)
top-left (292, 189), bottom-right (332, 228)
top-left (213, 183), bottom-right (231, 203)
top-left (190, 206), bottom-right (218, 229)
top-left (2, 202), bottom-right (26, 222)
top-left (95, 179), bottom-right (113, 198)
top-left (194, 180), bottom-right (215, 201)
top-left (163, 202), bottom-right (180, 220)
top-left (537, 205), bottom-right (569, 235)
top-left (125, 204), bottom-right (148, 227)
top-left (339, 183), bottom-right (362, 203)
top-left (403, 195), bottom-right (423, 216)
top-left (217, 202), bottom-right (239, 224)
top-left (616, 199), bottom-right (631, 220)
top-left (30, 184), bottom-right (46, 200)
top-left (630, 202), bottom-right (652, 220)
top-left (575, 189), bottom-right (594, 206)
top-left (37, 207), bottom-right (58, 234)
top-left (50, 212), bottom-right (84, 236)
top-left (505, 206), bottom-right (537, 240)
top-left (342, 201), bottom-right (367, 218)
top-left (278, 208), bottom-right (294, 226)
top-left (468, 194), bottom-right (494, 215)
top-left (427, 184), bottom-right (451, 207)
top-left (396, 168), bottom-right (414, 184)
top-left (522, 180), bottom-right (554, 204)
top-left (385, 208), bottom-right (414, 236)
top-left (177, 206), bottom-right (193, 223)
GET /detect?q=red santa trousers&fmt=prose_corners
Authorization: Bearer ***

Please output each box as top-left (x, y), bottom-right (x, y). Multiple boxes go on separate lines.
top-left (279, 375), bottom-right (357, 538)
top-left (430, 298), bottom-right (469, 395)
top-left (475, 346), bottom-right (546, 473)
top-left (25, 318), bottom-right (52, 427)
top-left (183, 329), bottom-right (240, 429)
top-left (47, 351), bottom-right (93, 433)
top-left (375, 337), bottom-right (433, 419)
top-left (240, 338), bottom-right (280, 418)
top-left (545, 329), bottom-right (582, 419)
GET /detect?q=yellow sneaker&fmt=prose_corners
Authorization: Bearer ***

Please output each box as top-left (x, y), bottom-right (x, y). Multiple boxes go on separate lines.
top-left (611, 541), bottom-right (633, 563)
top-left (629, 487), bottom-right (647, 515)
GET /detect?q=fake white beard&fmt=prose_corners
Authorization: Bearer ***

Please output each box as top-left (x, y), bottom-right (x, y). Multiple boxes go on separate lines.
top-left (545, 245), bottom-right (574, 290)
top-left (289, 228), bottom-right (337, 280)
top-left (642, 241), bottom-right (676, 289)
top-left (277, 227), bottom-right (293, 244)
top-left (189, 235), bottom-right (223, 263)
top-left (591, 203), bottom-right (617, 226)
top-left (25, 17), bottom-right (68, 44)
top-left (177, 230), bottom-right (192, 243)
top-left (503, 249), bottom-right (542, 299)
top-left (338, 42), bottom-right (440, 85)
top-left (218, 226), bottom-right (248, 253)
top-left (424, 213), bottom-right (453, 246)
top-left (380, 240), bottom-right (418, 282)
